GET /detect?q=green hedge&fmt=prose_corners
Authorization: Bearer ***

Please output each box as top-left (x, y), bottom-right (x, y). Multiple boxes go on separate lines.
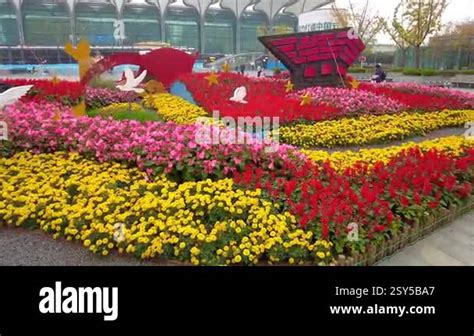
top-left (348, 67), bottom-right (368, 73)
top-left (402, 68), bottom-right (474, 77)
top-left (348, 66), bottom-right (474, 76)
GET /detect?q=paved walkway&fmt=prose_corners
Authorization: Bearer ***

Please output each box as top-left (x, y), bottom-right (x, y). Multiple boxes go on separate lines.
top-left (379, 211), bottom-right (474, 266)
top-left (0, 227), bottom-right (177, 266)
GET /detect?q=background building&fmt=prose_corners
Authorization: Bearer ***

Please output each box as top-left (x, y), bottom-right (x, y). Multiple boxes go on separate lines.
top-left (0, 0), bottom-right (334, 55)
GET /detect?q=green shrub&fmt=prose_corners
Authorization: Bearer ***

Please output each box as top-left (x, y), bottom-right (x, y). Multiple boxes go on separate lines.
top-left (400, 68), bottom-right (474, 76)
top-left (348, 67), bottom-right (367, 73)
top-left (88, 105), bottom-right (161, 123)
top-left (402, 68), bottom-right (422, 76)
top-left (389, 67), bottom-right (404, 73)
top-left (273, 67), bottom-right (282, 75)
top-left (88, 77), bottom-right (117, 89)
top-left (421, 69), bottom-right (438, 76)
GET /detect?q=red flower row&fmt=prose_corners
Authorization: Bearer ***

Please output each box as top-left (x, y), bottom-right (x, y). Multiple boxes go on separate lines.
top-left (233, 147), bottom-right (474, 252)
top-left (359, 82), bottom-right (474, 111)
top-left (178, 73), bottom-right (341, 123)
top-left (1, 79), bottom-right (85, 106)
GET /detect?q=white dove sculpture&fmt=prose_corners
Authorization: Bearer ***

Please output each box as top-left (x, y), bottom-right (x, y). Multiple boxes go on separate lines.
top-left (229, 86), bottom-right (248, 104)
top-left (0, 85), bottom-right (34, 109)
top-left (116, 68), bottom-right (147, 93)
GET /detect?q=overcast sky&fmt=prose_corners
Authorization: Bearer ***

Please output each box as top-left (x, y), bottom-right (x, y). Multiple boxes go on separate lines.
top-left (334, 0), bottom-right (474, 44)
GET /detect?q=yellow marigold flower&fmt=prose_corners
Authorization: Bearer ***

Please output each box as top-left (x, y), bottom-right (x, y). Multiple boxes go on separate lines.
top-left (146, 93), bottom-right (208, 124)
top-left (282, 110), bottom-right (474, 149)
top-left (316, 252), bottom-right (326, 259)
top-left (303, 136), bottom-right (474, 172)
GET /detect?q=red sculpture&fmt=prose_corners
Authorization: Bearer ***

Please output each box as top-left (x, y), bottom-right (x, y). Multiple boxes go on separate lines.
top-left (81, 48), bottom-right (198, 88)
top-left (259, 28), bottom-right (365, 88)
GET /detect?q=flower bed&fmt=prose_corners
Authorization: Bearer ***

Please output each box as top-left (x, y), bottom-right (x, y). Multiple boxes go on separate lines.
top-left (234, 148), bottom-right (474, 254)
top-left (88, 102), bottom-right (160, 123)
top-left (290, 86), bottom-right (404, 116)
top-left (360, 82), bottom-right (474, 111)
top-left (0, 152), bottom-right (333, 266)
top-left (85, 87), bottom-right (139, 109)
top-left (1, 74), bottom-right (474, 266)
top-left (279, 110), bottom-right (474, 148)
top-left (2, 78), bottom-right (84, 106)
top-left (336, 197), bottom-right (474, 266)
top-left (303, 136), bottom-right (474, 171)
top-left (178, 73), bottom-right (341, 123)
top-left (1, 102), bottom-right (303, 182)
top-left (144, 93), bottom-right (208, 124)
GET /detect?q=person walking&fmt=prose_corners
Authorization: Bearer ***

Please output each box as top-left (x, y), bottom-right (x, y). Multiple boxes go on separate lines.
top-left (372, 63), bottom-right (387, 83)
top-left (240, 64), bottom-right (246, 76)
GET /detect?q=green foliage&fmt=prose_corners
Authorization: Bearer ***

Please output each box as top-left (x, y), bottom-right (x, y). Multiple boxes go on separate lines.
top-left (390, 67), bottom-right (404, 73)
top-left (0, 140), bottom-right (15, 158)
top-left (88, 106), bottom-right (161, 123)
top-left (273, 67), bottom-right (282, 75)
top-left (401, 68), bottom-right (474, 76)
top-left (88, 77), bottom-right (117, 89)
top-left (348, 67), bottom-right (368, 73)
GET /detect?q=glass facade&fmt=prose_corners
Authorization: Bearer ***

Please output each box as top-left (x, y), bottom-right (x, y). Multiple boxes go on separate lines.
top-left (123, 4), bottom-right (161, 44)
top-left (205, 8), bottom-right (235, 54)
top-left (0, 0), bottom-right (19, 45)
top-left (23, 0), bottom-right (71, 46)
top-left (0, 0), bottom-right (325, 54)
top-left (76, 2), bottom-right (117, 46)
top-left (166, 6), bottom-right (199, 50)
top-left (241, 11), bottom-right (268, 53)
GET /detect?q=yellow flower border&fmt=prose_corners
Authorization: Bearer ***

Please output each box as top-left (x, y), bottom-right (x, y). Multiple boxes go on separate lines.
top-left (144, 93), bottom-right (208, 125)
top-left (0, 152), bottom-right (333, 266)
top-left (98, 103), bottom-right (143, 115)
top-left (279, 110), bottom-right (474, 148)
top-left (303, 136), bottom-right (474, 172)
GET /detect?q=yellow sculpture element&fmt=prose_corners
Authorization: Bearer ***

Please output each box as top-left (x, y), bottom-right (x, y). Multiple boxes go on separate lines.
top-left (51, 76), bottom-right (61, 85)
top-left (144, 80), bottom-right (167, 95)
top-left (64, 39), bottom-right (92, 80)
top-left (349, 77), bottom-right (360, 90)
top-left (52, 109), bottom-right (62, 121)
top-left (64, 39), bottom-right (91, 117)
top-left (205, 72), bottom-right (220, 86)
top-left (285, 81), bottom-right (294, 93)
top-left (300, 92), bottom-right (313, 106)
top-left (72, 101), bottom-right (87, 117)
top-left (222, 62), bottom-right (232, 73)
